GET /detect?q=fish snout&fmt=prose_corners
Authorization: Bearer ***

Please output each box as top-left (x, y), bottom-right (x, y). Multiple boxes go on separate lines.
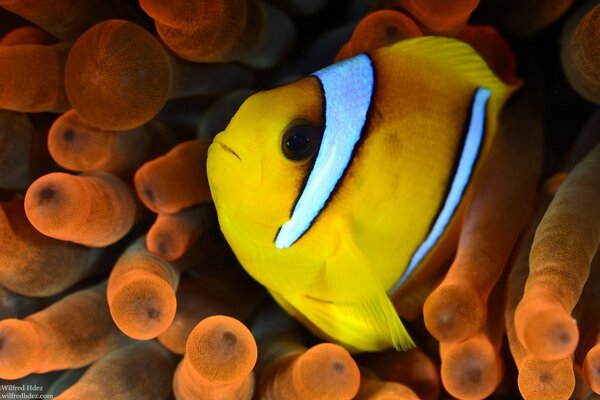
top-left (214, 141), bottom-right (241, 161)
top-left (209, 136), bottom-right (243, 164)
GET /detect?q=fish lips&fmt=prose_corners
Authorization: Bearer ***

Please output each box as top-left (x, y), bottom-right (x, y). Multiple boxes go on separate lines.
top-left (213, 141), bottom-right (241, 161)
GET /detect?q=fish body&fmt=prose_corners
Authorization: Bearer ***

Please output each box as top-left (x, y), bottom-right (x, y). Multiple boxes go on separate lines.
top-left (207, 37), bottom-right (516, 352)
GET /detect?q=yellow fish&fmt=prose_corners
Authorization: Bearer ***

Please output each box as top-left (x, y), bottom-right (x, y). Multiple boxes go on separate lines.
top-left (207, 37), bottom-right (517, 352)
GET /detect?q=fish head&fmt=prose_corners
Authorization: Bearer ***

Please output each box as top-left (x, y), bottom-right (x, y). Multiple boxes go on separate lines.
top-left (207, 76), bottom-right (330, 292)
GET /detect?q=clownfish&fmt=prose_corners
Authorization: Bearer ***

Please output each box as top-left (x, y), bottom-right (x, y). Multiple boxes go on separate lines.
top-left (207, 37), bottom-right (517, 352)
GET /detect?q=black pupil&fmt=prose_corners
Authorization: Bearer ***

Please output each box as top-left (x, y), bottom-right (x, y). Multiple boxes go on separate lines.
top-left (282, 123), bottom-right (319, 161)
top-left (286, 131), bottom-right (310, 152)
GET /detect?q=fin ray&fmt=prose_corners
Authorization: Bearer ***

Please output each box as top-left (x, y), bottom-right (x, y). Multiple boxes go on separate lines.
top-left (325, 221), bottom-right (414, 351)
top-left (383, 36), bottom-right (512, 94)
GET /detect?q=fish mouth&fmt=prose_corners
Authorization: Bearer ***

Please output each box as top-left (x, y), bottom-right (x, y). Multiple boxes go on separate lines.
top-left (214, 142), bottom-right (241, 161)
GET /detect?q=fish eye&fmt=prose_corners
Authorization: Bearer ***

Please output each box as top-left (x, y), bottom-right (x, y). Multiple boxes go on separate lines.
top-left (281, 121), bottom-right (321, 161)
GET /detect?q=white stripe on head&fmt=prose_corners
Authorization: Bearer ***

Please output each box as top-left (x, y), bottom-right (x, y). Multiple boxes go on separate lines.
top-left (391, 87), bottom-right (492, 291)
top-left (275, 54), bottom-right (375, 249)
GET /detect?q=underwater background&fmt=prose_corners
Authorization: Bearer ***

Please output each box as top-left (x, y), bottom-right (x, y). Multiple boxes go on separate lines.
top-left (0, 0), bottom-right (598, 399)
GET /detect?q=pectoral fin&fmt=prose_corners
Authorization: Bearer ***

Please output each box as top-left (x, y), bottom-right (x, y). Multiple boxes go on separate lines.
top-left (277, 221), bottom-right (414, 352)
top-left (325, 223), bottom-right (414, 351)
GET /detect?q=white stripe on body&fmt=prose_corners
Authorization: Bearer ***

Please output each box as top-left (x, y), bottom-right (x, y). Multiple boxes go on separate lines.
top-left (275, 54), bottom-right (375, 249)
top-left (390, 87), bottom-right (492, 292)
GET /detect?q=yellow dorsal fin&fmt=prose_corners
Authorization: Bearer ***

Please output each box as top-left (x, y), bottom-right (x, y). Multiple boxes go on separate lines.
top-left (381, 36), bottom-right (516, 95)
top-left (379, 36), bottom-right (520, 147)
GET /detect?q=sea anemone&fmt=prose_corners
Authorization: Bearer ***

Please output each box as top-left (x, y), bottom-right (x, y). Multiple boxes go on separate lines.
top-left (0, 1), bottom-right (598, 399)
